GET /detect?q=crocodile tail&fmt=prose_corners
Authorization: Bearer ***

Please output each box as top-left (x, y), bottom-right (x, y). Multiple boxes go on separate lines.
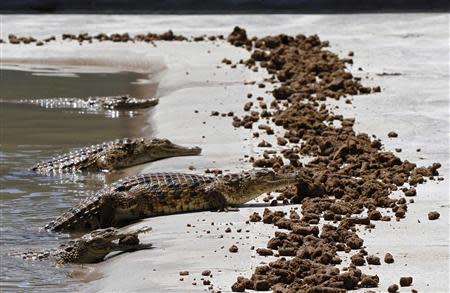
top-left (45, 194), bottom-right (103, 232)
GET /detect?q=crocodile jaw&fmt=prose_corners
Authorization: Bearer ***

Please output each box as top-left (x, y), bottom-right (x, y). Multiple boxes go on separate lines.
top-left (58, 226), bottom-right (152, 264)
top-left (222, 169), bottom-right (299, 205)
top-left (150, 142), bottom-right (202, 158)
top-left (131, 140), bottom-right (201, 166)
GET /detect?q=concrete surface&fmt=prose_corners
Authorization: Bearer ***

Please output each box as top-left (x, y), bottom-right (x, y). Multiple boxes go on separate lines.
top-left (1, 14), bottom-right (448, 292)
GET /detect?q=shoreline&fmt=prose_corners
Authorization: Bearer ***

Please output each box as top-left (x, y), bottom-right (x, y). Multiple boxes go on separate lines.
top-left (1, 14), bottom-right (448, 293)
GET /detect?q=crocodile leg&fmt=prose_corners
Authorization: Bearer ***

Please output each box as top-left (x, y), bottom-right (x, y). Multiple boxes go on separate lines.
top-left (99, 201), bottom-right (116, 228)
top-left (101, 191), bottom-right (138, 227)
top-left (205, 185), bottom-right (239, 212)
top-left (207, 189), bottom-right (227, 211)
top-left (95, 150), bottom-right (129, 171)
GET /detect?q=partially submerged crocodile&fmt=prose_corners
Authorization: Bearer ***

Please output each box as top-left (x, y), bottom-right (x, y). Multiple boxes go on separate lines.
top-left (4, 95), bottom-right (158, 111)
top-left (32, 137), bottom-right (201, 175)
top-left (15, 226), bottom-right (151, 264)
top-left (46, 169), bottom-right (300, 232)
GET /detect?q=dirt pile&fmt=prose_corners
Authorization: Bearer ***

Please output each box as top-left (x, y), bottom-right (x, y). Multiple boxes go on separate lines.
top-left (61, 31), bottom-right (188, 43)
top-left (232, 208), bottom-right (382, 291)
top-left (224, 28), bottom-right (441, 292)
top-left (4, 31), bottom-right (225, 45)
top-left (228, 26), bottom-right (251, 49)
top-left (7, 34), bottom-right (56, 46)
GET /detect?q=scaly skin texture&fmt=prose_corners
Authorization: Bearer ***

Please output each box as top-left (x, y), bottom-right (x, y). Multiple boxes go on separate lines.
top-left (9, 95), bottom-right (159, 110)
top-left (14, 226), bottom-right (151, 264)
top-left (32, 137), bottom-right (202, 175)
top-left (46, 169), bottom-right (300, 232)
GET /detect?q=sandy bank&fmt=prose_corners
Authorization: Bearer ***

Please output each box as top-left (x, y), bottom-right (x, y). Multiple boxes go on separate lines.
top-left (1, 14), bottom-right (448, 292)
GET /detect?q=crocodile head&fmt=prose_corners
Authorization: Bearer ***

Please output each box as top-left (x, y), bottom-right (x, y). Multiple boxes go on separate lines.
top-left (219, 169), bottom-right (299, 205)
top-left (55, 226), bottom-right (152, 264)
top-left (103, 95), bottom-right (159, 110)
top-left (97, 138), bottom-right (202, 170)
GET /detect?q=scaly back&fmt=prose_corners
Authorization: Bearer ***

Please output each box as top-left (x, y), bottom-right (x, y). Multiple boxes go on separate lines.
top-left (46, 173), bottom-right (215, 232)
top-left (31, 138), bottom-right (147, 174)
top-left (31, 140), bottom-right (115, 174)
top-left (14, 95), bottom-right (158, 110)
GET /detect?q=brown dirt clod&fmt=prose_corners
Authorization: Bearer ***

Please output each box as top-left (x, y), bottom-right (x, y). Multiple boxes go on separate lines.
top-left (229, 245), bottom-right (239, 253)
top-left (231, 276), bottom-right (246, 292)
top-left (366, 255), bottom-right (381, 265)
top-left (384, 253), bottom-right (394, 264)
top-left (388, 284), bottom-right (399, 293)
top-left (256, 248), bottom-right (274, 256)
top-left (399, 276), bottom-right (413, 287)
top-left (428, 211), bottom-right (440, 220)
top-left (249, 212), bottom-right (262, 222)
top-left (388, 131), bottom-right (398, 138)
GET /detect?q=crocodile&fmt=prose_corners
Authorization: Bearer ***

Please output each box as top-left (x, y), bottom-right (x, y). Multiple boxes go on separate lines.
top-left (45, 169), bottom-right (300, 232)
top-left (32, 137), bottom-right (202, 175)
top-left (1, 95), bottom-right (158, 111)
top-left (14, 226), bottom-right (151, 264)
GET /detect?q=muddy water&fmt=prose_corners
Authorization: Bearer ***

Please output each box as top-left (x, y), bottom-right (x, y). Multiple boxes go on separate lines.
top-left (0, 66), bottom-right (158, 292)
